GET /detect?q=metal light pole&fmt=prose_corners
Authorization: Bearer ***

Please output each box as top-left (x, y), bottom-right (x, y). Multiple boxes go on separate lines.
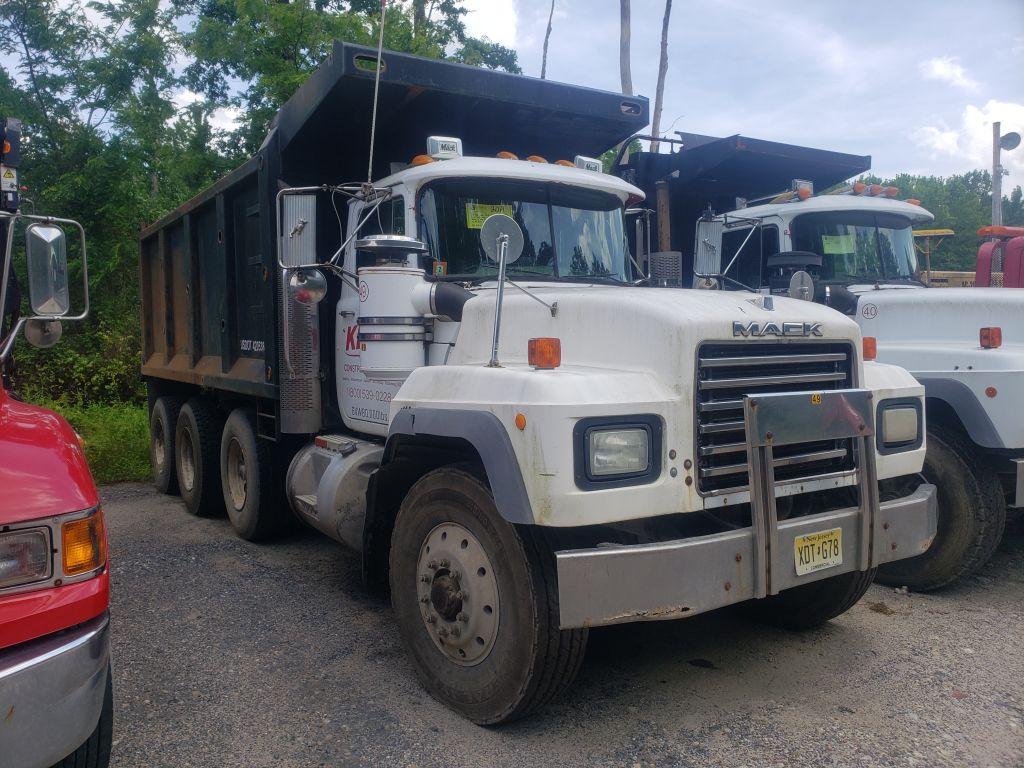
top-left (992, 122), bottom-right (1021, 229)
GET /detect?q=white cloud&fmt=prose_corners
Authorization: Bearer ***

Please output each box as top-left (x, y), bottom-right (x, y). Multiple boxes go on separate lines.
top-left (912, 99), bottom-right (1024, 188)
top-left (918, 56), bottom-right (978, 90)
top-left (461, 0), bottom-right (518, 49)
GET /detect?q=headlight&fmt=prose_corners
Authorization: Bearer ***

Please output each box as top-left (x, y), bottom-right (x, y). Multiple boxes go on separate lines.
top-left (574, 415), bottom-right (663, 489)
top-left (0, 527), bottom-right (52, 589)
top-left (589, 429), bottom-right (650, 476)
top-left (876, 399), bottom-right (923, 454)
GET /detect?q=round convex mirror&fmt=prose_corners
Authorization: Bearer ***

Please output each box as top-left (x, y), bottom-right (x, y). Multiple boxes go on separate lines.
top-left (479, 214), bottom-right (524, 265)
top-left (289, 268), bottom-right (328, 305)
top-left (789, 270), bottom-right (815, 301)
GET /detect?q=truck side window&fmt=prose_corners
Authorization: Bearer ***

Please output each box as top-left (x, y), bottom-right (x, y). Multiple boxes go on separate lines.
top-left (357, 195), bottom-right (405, 269)
top-left (722, 225), bottom-right (777, 288)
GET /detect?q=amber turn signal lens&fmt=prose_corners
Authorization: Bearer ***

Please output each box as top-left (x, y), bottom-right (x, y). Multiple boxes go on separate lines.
top-left (980, 327), bottom-right (1002, 349)
top-left (863, 336), bottom-right (877, 361)
top-left (62, 509), bottom-right (107, 576)
top-left (528, 337), bottom-right (561, 369)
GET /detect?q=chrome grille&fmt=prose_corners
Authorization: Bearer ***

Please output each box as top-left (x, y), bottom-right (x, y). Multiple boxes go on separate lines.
top-left (696, 341), bottom-right (856, 493)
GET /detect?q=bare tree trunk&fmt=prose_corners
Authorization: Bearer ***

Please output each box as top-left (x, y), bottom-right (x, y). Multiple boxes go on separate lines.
top-left (413, 0), bottom-right (426, 40)
top-left (619, 0), bottom-right (632, 95)
top-left (540, 0), bottom-right (555, 79)
top-left (649, 0), bottom-right (673, 153)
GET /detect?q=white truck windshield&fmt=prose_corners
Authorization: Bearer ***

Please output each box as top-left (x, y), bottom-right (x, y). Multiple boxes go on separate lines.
top-left (418, 179), bottom-right (630, 282)
top-left (791, 212), bottom-right (919, 282)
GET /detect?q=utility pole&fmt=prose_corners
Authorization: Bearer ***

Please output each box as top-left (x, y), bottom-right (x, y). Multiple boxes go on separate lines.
top-left (993, 121), bottom-right (1003, 228)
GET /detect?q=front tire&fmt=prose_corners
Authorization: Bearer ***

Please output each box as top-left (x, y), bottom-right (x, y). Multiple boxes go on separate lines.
top-left (220, 408), bottom-right (283, 541)
top-left (389, 467), bottom-right (587, 724)
top-left (150, 396), bottom-right (183, 495)
top-left (743, 568), bottom-right (877, 630)
top-left (877, 424), bottom-right (1006, 591)
top-left (175, 398), bottom-right (225, 517)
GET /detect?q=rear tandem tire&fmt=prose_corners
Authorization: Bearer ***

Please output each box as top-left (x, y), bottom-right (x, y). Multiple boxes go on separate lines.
top-left (389, 467), bottom-right (587, 725)
top-left (174, 398), bottom-right (225, 517)
top-left (877, 423), bottom-right (1006, 591)
top-left (219, 408), bottom-right (283, 542)
top-left (742, 567), bottom-right (877, 631)
top-left (150, 396), bottom-right (183, 495)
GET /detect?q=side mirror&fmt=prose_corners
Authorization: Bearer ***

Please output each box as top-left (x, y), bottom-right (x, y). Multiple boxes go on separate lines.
top-left (26, 223), bottom-right (70, 316)
top-left (288, 268), bottom-right (328, 306)
top-left (24, 318), bottom-right (62, 349)
top-left (479, 214), bottom-right (524, 368)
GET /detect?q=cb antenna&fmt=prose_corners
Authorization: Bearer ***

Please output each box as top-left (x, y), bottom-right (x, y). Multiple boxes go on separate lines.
top-left (366, 0), bottom-right (388, 187)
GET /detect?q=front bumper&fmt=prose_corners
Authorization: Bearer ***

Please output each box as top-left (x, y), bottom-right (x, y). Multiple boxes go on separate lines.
top-left (0, 612), bottom-right (110, 768)
top-left (555, 484), bottom-right (937, 630)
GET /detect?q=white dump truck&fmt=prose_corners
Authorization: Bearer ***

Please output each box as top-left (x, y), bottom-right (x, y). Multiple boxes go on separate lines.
top-left (140, 44), bottom-right (937, 723)
top-left (674, 176), bottom-right (1022, 590)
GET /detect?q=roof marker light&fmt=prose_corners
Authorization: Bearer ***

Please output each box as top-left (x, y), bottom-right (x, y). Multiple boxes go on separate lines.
top-left (868, 184), bottom-right (883, 196)
top-left (852, 182), bottom-right (867, 195)
top-left (497, 151), bottom-right (519, 160)
top-left (906, 198), bottom-right (921, 206)
top-left (426, 136), bottom-right (463, 159)
top-left (884, 186), bottom-right (899, 198)
top-left (410, 154), bottom-right (435, 167)
top-left (526, 155), bottom-right (548, 163)
top-left (555, 159), bottom-right (575, 167)
top-left (574, 155), bottom-right (603, 172)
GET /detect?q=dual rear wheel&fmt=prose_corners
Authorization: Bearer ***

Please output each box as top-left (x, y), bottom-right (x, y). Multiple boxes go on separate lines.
top-left (150, 396), bottom-right (285, 541)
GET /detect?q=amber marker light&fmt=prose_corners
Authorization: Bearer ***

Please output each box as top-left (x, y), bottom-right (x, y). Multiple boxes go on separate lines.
top-left (526, 155), bottom-right (548, 163)
top-left (980, 327), bottom-right (1002, 349)
top-left (985, 387), bottom-right (998, 398)
top-left (515, 413), bottom-right (527, 430)
top-left (852, 182), bottom-right (867, 195)
top-left (496, 151), bottom-right (519, 160)
top-left (555, 159), bottom-right (575, 167)
top-left (863, 336), bottom-right (877, 361)
top-left (410, 154), bottom-right (435, 167)
top-left (62, 509), bottom-right (107, 576)
top-left (528, 338), bottom-right (561, 369)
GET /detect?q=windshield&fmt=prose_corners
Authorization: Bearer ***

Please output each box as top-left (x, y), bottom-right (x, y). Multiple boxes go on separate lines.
top-left (418, 179), bottom-right (630, 282)
top-left (791, 211), bottom-right (920, 283)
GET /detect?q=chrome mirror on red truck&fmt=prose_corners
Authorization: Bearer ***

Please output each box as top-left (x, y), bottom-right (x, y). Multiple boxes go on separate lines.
top-left (26, 222), bottom-right (70, 316)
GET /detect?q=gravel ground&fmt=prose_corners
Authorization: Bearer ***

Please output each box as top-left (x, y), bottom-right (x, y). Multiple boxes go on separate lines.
top-left (102, 483), bottom-right (1024, 768)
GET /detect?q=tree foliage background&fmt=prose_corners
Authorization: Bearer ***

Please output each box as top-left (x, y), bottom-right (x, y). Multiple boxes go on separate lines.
top-left (0, 0), bottom-right (1020, 407)
top-left (0, 0), bottom-right (518, 404)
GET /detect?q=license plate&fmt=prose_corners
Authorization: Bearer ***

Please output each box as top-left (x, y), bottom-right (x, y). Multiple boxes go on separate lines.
top-left (794, 528), bottom-right (843, 576)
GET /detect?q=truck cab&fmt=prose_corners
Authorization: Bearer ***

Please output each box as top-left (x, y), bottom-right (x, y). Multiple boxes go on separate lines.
top-left (687, 180), bottom-right (1024, 591)
top-left (0, 118), bottom-right (112, 768)
top-left (140, 43), bottom-right (937, 724)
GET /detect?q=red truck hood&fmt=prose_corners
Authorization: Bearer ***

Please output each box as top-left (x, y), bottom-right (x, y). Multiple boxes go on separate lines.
top-left (0, 388), bottom-right (98, 523)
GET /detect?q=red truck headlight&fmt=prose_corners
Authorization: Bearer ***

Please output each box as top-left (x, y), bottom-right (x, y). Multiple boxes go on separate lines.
top-left (0, 527), bottom-right (52, 589)
top-left (61, 509), bottom-right (107, 577)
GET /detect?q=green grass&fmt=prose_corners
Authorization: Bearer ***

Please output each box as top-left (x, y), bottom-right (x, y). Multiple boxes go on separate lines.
top-left (47, 402), bottom-right (150, 486)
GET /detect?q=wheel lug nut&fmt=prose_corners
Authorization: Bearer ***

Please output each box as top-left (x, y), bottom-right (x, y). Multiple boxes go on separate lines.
top-left (450, 626), bottom-right (461, 638)
top-left (455, 591), bottom-right (464, 600)
top-left (440, 558), bottom-right (450, 568)
top-left (426, 614), bottom-right (436, 624)
top-left (420, 595), bottom-right (430, 604)
top-left (457, 612), bottom-right (469, 623)
top-left (428, 560), bottom-right (438, 570)
top-left (420, 574), bottom-right (431, 583)
top-left (438, 627), bottom-right (449, 638)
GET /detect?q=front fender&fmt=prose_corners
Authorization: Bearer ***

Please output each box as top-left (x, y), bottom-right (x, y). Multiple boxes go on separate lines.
top-left (862, 361), bottom-right (926, 479)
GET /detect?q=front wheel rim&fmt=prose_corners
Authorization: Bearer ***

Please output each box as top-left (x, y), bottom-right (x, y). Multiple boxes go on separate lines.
top-left (416, 522), bottom-right (500, 667)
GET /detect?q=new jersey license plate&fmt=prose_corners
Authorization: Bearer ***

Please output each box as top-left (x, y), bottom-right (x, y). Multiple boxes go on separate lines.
top-left (794, 528), bottom-right (843, 576)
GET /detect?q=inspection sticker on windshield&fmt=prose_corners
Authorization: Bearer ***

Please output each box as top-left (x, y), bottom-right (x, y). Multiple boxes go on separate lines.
top-left (794, 527), bottom-right (843, 576)
top-left (465, 203), bottom-right (513, 229)
top-left (821, 234), bottom-right (855, 255)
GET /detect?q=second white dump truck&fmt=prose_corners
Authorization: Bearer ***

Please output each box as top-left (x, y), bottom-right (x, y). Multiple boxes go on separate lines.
top-left (140, 44), bottom-right (937, 723)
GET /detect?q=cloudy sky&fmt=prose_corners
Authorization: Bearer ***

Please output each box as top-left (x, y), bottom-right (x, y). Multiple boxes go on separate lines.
top-left (462, 0), bottom-right (1024, 190)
